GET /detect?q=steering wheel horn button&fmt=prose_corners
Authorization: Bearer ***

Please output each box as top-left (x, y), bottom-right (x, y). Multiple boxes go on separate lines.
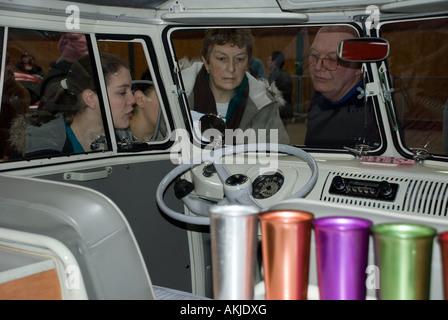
top-left (225, 174), bottom-right (249, 186)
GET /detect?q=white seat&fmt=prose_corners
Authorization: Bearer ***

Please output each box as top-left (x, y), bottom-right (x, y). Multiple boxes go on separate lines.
top-left (0, 174), bottom-right (204, 300)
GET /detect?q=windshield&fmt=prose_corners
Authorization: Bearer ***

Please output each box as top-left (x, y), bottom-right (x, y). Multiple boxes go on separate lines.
top-left (171, 26), bottom-right (381, 150)
top-left (170, 18), bottom-right (448, 156)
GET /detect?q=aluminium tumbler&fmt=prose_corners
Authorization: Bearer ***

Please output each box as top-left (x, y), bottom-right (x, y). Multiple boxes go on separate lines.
top-left (259, 209), bottom-right (314, 300)
top-left (313, 216), bottom-right (372, 300)
top-left (371, 223), bottom-right (436, 300)
top-left (439, 231), bottom-right (448, 300)
top-left (210, 204), bottom-right (259, 300)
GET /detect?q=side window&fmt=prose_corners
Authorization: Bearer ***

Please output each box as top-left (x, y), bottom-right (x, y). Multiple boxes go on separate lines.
top-left (97, 38), bottom-right (170, 152)
top-left (381, 18), bottom-right (448, 155)
top-left (1, 28), bottom-right (110, 161)
top-left (0, 29), bottom-right (170, 163)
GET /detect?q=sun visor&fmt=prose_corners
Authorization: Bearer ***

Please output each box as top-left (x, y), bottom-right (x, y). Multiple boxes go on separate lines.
top-left (380, 0), bottom-right (448, 13)
top-left (161, 12), bottom-right (308, 24)
top-left (276, 0), bottom-right (391, 11)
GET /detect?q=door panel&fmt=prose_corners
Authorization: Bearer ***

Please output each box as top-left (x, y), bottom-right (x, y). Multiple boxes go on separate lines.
top-left (38, 158), bottom-right (193, 292)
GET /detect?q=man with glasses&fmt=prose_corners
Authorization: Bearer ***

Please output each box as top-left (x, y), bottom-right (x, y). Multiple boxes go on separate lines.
top-left (304, 25), bottom-right (380, 149)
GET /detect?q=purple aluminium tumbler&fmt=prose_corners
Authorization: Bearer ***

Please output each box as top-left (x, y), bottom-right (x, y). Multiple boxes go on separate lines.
top-left (313, 216), bottom-right (372, 300)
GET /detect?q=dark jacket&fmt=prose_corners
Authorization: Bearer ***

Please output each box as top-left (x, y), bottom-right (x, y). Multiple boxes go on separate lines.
top-left (305, 84), bottom-right (380, 149)
top-left (9, 114), bottom-right (74, 158)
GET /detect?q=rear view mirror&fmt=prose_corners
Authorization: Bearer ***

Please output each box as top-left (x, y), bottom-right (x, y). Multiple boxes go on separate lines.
top-left (338, 38), bottom-right (389, 62)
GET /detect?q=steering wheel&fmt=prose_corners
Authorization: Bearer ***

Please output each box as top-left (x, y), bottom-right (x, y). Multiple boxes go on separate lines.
top-left (156, 143), bottom-right (318, 225)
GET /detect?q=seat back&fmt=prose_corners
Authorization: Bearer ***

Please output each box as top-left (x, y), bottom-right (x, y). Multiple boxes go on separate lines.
top-left (0, 174), bottom-right (155, 299)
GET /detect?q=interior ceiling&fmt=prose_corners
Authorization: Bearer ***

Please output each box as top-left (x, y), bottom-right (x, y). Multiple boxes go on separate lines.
top-left (56, 0), bottom-right (448, 13)
top-left (60, 0), bottom-right (167, 9)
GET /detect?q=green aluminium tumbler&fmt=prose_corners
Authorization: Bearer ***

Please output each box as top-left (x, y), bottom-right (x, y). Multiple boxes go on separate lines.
top-left (371, 223), bottom-right (436, 300)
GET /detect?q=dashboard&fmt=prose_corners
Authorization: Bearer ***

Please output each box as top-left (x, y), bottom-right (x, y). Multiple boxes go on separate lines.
top-left (189, 152), bottom-right (448, 221)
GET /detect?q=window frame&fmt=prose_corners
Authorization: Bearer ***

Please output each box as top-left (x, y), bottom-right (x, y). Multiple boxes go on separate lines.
top-left (95, 33), bottom-right (174, 153)
top-left (377, 15), bottom-right (448, 160)
top-left (165, 24), bottom-right (387, 154)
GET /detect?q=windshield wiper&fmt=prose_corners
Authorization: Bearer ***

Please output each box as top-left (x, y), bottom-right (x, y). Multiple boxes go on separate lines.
top-left (343, 144), bottom-right (371, 157)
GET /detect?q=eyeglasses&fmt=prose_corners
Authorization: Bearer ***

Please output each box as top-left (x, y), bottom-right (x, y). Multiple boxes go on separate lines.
top-left (307, 53), bottom-right (339, 71)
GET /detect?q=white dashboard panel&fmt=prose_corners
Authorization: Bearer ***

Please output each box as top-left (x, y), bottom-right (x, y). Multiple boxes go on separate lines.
top-left (190, 152), bottom-right (448, 221)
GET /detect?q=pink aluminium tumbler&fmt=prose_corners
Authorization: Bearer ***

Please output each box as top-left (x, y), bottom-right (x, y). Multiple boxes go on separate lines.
top-left (313, 216), bottom-right (373, 300)
top-left (259, 209), bottom-right (314, 300)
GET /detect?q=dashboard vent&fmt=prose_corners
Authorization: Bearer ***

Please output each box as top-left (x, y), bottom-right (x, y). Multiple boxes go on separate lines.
top-left (402, 179), bottom-right (448, 217)
top-left (320, 172), bottom-right (448, 217)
